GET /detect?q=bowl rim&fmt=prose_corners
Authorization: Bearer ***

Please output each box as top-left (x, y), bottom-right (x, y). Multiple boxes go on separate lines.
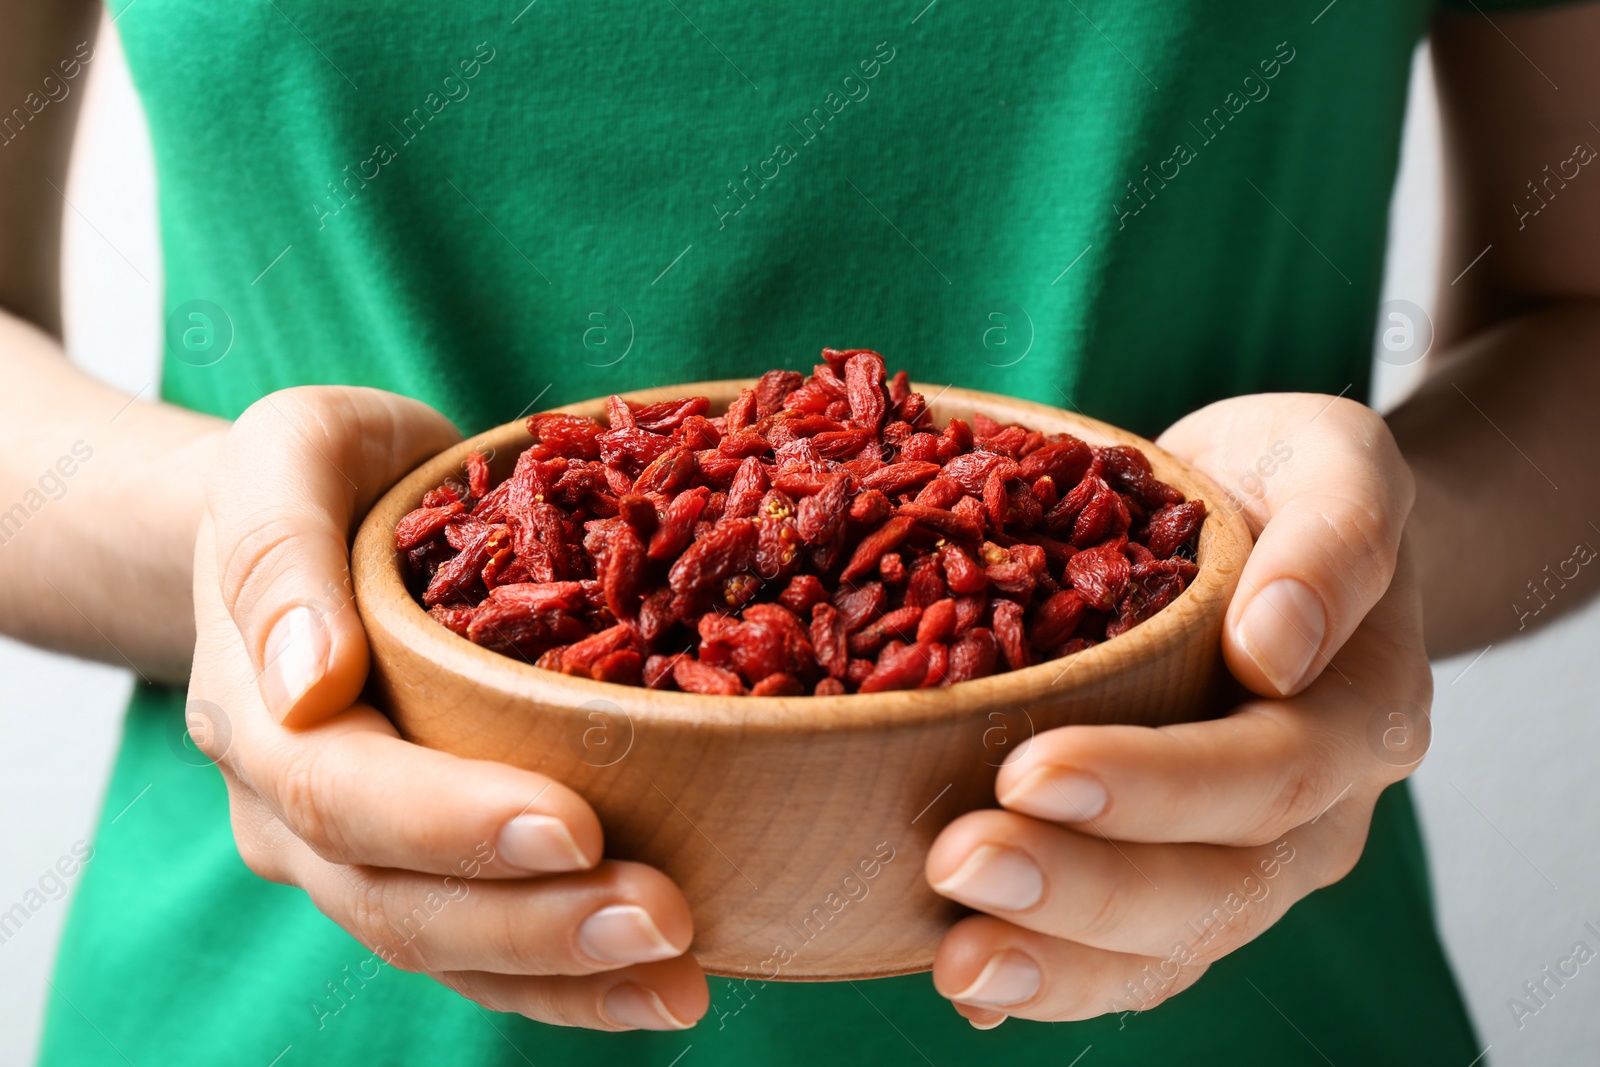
top-left (352, 380), bottom-right (1252, 733)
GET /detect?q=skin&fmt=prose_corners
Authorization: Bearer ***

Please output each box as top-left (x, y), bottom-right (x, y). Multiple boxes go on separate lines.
top-left (3, 0), bottom-right (1598, 1033)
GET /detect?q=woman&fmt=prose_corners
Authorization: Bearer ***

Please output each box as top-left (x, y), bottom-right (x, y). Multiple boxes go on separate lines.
top-left (5, 0), bottom-right (1596, 1062)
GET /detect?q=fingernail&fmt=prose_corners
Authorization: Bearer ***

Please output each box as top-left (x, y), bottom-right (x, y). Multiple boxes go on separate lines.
top-left (961, 1006), bottom-right (1009, 1030)
top-left (932, 844), bottom-right (1044, 912)
top-left (951, 949), bottom-right (1042, 1008)
top-left (497, 814), bottom-right (589, 873)
top-left (578, 904), bottom-right (681, 965)
top-left (260, 606), bottom-right (328, 723)
top-left (602, 982), bottom-right (693, 1030)
top-left (1237, 578), bottom-right (1326, 693)
top-left (999, 766), bottom-right (1107, 823)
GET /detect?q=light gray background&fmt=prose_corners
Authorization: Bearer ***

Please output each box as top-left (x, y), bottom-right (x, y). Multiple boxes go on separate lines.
top-left (3, 22), bottom-right (1596, 1066)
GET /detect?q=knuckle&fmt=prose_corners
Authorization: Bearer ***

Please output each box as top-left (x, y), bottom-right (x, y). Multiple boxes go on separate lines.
top-left (1075, 871), bottom-right (1132, 944)
top-left (1197, 888), bottom-right (1277, 961)
top-left (341, 871), bottom-right (426, 972)
top-left (1317, 498), bottom-right (1399, 577)
top-left (214, 510), bottom-right (311, 624)
top-left (1256, 751), bottom-right (1336, 841)
top-left (236, 386), bottom-right (345, 438)
top-left (341, 870), bottom-right (398, 959)
top-left (1319, 398), bottom-right (1415, 526)
top-left (1238, 710), bottom-right (1333, 840)
top-left (492, 895), bottom-right (561, 975)
top-left (274, 746), bottom-right (354, 862)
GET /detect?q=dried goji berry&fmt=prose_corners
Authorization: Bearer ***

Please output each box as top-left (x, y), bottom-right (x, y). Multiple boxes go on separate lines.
top-left (406, 350), bottom-right (1203, 693)
top-left (795, 472), bottom-right (851, 545)
top-left (863, 461), bottom-right (941, 494)
top-left (1143, 500), bottom-right (1207, 559)
top-left (528, 413), bottom-right (603, 460)
top-left (633, 396), bottom-right (710, 434)
top-left (1097, 445), bottom-right (1181, 508)
top-left (1065, 542), bottom-right (1132, 612)
top-left (916, 598), bottom-right (958, 644)
top-left (674, 656), bottom-right (744, 695)
top-left (991, 599), bottom-right (1029, 670)
top-left (648, 487), bottom-right (710, 560)
top-left (878, 552), bottom-right (906, 584)
top-left (668, 517), bottom-right (758, 599)
top-left (1018, 438), bottom-right (1093, 487)
top-left (644, 651), bottom-right (687, 689)
top-left (1029, 589), bottom-right (1086, 648)
top-left (844, 351), bottom-right (888, 430)
top-left (845, 488), bottom-right (889, 526)
top-left (946, 626), bottom-right (998, 684)
top-left (396, 502), bottom-right (463, 551)
top-left (840, 515), bottom-right (916, 582)
top-left (778, 573), bottom-right (830, 616)
top-left (858, 641), bottom-right (933, 693)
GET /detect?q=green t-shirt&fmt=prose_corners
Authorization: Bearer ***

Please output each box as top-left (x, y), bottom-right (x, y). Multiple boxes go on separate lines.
top-left (44, 0), bottom-right (1539, 1062)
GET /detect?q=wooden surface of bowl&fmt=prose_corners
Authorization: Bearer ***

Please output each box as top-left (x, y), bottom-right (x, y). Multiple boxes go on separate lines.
top-left (351, 382), bottom-right (1252, 980)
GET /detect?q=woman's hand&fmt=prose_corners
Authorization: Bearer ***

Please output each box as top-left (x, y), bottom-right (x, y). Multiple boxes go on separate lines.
top-left (188, 387), bottom-right (708, 1031)
top-left (926, 394), bottom-right (1426, 1028)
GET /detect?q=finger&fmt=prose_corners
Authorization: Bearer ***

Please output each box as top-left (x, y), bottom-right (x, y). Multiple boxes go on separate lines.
top-left (1159, 394), bottom-right (1415, 696)
top-left (951, 1003), bottom-right (1008, 1030)
top-left (925, 801), bottom-right (1372, 961)
top-left (288, 845), bottom-right (694, 976)
top-left (933, 915), bottom-right (1210, 1023)
top-left (206, 386), bottom-right (460, 725)
top-left (993, 703), bottom-right (1397, 849)
top-left (246, 712), bottom-right (613, 876)
top-left (996, 554), bottom-right (1428, 845)
top-left (441, 958), bottom-right (709, 1031)
top-left (195, 515), bottom-right (604, 876)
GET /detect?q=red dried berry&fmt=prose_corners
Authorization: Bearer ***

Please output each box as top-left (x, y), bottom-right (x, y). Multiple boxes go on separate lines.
top-left (840, 515), bottom-right (916, 582)
top-left (1030, 589), bottom-right (1087, 649)
top-left (1144, 500), bottom-right (1207, 559)
top-left (917, 598), bottom-right (959, 644)
top-left (848, 488), bottom-right (892, 525)
top-left (407, 351), bottom-right (1201, 694)
top-left (778, 573), bottom-right (830, 616)
top-left (858, 640), bottom-right (933, 693)
top-left (674, 656), bottom-right (744, 695)
top-left (396, 502), bottom-right (464, 551)
top-left (946, 627), bottom-right (999, 684)
top-left (878, 552), bottom-right (906, 584)
top-left (862, 462), bottom-right (942, 494)
top-left (843, 351), bottom-right (888, 431)
top-left (991, 600), bottom-right (1029, 670)
top-left (528, 413), bottom-right (603, 460)
top-left (809, 602), bottom-right (849, 679)
top-left (1065, 542), bottom-right (1132, 612)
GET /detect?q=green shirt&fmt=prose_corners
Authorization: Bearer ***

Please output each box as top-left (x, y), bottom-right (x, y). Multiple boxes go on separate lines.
top-left (43, 0), bottom-right (1527, 1062)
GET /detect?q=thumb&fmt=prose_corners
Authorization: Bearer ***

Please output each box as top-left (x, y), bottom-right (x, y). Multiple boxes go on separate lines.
top-left (1160, 394), bottom-right (1415, 697)
top-left (205, 387), bottom-right (461, 726)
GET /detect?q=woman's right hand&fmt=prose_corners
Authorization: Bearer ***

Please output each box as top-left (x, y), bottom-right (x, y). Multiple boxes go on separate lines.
top-left (188, 386), bottom-right (708, 1031)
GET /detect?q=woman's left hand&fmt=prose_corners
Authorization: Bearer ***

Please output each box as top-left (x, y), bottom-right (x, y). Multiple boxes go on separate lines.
top-left (926, 394), bottom-right (1429, 1028)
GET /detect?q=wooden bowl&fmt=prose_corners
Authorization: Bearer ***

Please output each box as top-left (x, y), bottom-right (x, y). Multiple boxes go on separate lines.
top-left (351, 382), bottom-right (1252, 980)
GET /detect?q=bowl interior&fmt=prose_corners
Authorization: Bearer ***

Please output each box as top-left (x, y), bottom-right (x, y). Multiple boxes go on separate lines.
top-left (353, 381), bottom-right (1251, 731)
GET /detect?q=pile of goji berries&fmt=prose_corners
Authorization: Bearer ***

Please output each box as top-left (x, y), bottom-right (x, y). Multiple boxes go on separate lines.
top-left (398, 349), bottom-right (1205, 696)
